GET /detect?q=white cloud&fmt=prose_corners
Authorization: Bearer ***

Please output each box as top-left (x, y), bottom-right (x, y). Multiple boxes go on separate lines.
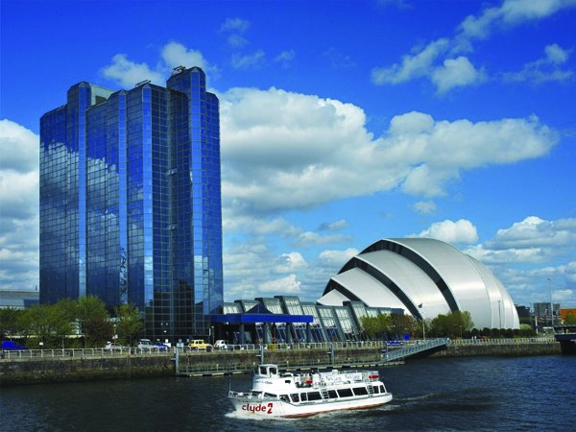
top-left (411, 219), bottom-right (478, 245)
top-left (222, 88), bottom-right (557, 212)
top-left (0, 120), bottom-right (39, 291)
top-left (220, 17), bottom-right (251, 34)
top-left (318, 248), bottom-right (359, 267)
top-left (259, 274), bottom-right (301, 294)
top-left (431, 56), bottom-right (487, 94)
top-left (291, 231), bottom-right (352, 248)
top-left (231, 51), bottom-right (266, 69)
top-left (460, 0), bottom-right (576, 40)
top-left (463, 216), bottom-right (576, 307)
top-left (101, 54), bottom-right (164, 87)
top-left (274, 49), bottom-right (296, 68)
top-left (101, 42), bottom-right (213, 89)
top-left (372, 0), bottom-right (576, 92)
top-left (503, 44), bottom-right (574, 84)
top-left (486, 216), bottom-right (576, 250)
top-left (161, 42), bottom-right (210, 72)
top-left (318, 219), bottom-right (348, 231)
top-left (371, 38), bottom-right (450, 85)
top-left (412, 200), bottom-right (437, 215)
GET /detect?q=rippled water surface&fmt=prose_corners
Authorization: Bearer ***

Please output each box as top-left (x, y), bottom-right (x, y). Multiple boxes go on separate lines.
top-left (2, 356), bottom-right (574, 431)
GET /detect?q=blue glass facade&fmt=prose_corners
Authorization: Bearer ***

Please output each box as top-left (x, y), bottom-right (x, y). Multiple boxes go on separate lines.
top-left (40, 67), bottom-right (223, 342)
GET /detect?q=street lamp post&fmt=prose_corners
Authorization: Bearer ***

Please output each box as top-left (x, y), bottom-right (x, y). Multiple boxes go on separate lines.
top-left (548, 277), bottom-right (554, 330)
top-left (419, 303), bottom-right (425, 340)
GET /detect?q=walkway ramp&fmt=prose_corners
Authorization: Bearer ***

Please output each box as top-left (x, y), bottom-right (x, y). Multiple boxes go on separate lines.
top-left (383, 338), bottom-right (449, 362)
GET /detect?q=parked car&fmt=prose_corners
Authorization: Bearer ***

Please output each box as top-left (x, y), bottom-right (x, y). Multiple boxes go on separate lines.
top-left (154, 342), bottom-right (170, 352)
top-left (2, 340), bottom-right (27, 351)
top-left (188, 339), bottom-right (213, 351)
top-left (137, 339), bottom-right (156, 350)
top-left (213, 340), bottom-right (229, 350)
top-left (103, 342), bottom-right (126, 351)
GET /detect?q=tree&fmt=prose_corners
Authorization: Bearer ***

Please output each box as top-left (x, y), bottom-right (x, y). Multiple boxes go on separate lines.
top-left (23, 301), bottom-right (75, 348)
top-left (564, 312), bottom-right (576, 325)
top-left (77, 296), bottom-right (113, 347)
top-left (0, 307), bottom-right (24, 340)
top-left (430, 311), bottom-right (474, 338)
top-left (115, 303), bottom-right (145, 346)
top-left (360, 313), bottom-right (391, 340)
top-left (390, 314), bottom-right (419, 339)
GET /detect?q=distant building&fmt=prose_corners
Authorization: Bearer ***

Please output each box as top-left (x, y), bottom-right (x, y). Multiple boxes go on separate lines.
top-left (39, 66), bottom-right (223, 342)
top-left (533, 302), bottom-right (561, 326)
top-left (0, 290), bottom-right (39, 309)
top-left (560, 308), bottom-right (576, 323)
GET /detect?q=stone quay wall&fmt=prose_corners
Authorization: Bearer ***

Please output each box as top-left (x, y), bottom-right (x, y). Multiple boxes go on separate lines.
top-left (0, 340), bottom-right (562, 386)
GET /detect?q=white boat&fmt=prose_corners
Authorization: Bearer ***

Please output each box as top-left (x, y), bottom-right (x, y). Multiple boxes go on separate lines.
top-left (228, 364), bottom-right (392, 418)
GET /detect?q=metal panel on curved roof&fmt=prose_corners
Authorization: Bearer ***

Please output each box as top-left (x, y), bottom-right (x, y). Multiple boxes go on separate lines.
top-left (319, 268), bottom-right (405, 310)
top-left (358, 250), bottom-right (452, 320)
top-left (321, 237), bottom-right (520, 329)
top-left (468, 255), bottom-right (519, 328)
top-left (385, 238), bottom-right (493, 328)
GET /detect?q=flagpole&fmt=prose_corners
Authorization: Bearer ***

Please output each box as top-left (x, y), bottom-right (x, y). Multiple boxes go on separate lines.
top-left (419, 303), bottom-right (426, 341)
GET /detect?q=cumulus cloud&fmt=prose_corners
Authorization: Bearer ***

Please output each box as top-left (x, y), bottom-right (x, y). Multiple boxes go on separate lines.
top-left (161, 42), bottom-right (210, 72)
top-left (231, 50), bottom-right (266, 69)
top-left (220, 17), bottom-right (251, 34)
top-left (274, 49), bottom-right (296, 68)
top-left (101, 54), bottom-right (164, 87)
top-left (459, 0), bottom-right (576, 40)
top-left (372, 0), bottom-right (576, 92)
top-left (503, 44), bottom-right (574, 84)
top-left (371, 38), bottom-right (450, 85)
top-left (259, 274), bottom-right (301, 293)
top-left (318, 219), bottom-right (348, 231)
top-left (431, 56), bottom-right (487, 93)
top-left (412, 200), bottom-right (437, 215)
top-left (221, 88), bottom-right (557, 212)
top-left (411, 219), bottom-right (478, 245)
top-left (464, 216), bottom-right (576, 307)
top-left (0, 120), bottom-right (39, 291)
top-left (101, 42), bottom-right (213, 88)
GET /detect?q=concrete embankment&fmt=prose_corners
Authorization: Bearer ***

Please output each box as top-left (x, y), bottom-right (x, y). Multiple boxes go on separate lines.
top-left (430, 340), bottom-right (561, 358)
top-left (0, 341), bottom-right (562, 386)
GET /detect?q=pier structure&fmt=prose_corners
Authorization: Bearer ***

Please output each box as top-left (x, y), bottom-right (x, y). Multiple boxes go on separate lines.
top-left (554, 325), bottom-right (576, 355)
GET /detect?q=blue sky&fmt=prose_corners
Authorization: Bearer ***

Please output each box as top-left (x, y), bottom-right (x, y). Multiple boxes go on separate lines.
top-left (1, 0), bottom-right (576, 310)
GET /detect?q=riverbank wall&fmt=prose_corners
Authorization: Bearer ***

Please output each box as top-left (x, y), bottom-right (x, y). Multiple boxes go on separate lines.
top-left (0, 340), bottom-right (562, 386)
top-left (429, 339), bottom-right (561, 358)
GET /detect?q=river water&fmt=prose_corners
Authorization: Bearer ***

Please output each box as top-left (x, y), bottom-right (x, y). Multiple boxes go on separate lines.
top-left (1, 355), bottom-right (574, 432)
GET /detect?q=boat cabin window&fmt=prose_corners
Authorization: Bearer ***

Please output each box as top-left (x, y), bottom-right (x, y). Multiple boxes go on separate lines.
top-left (308, 392), bottom-right (322, 401)
top-left (280, 395), bottom-right (289, 402)
top-left (300, 393), bottom-right (307, 402)
top-left (373, 386), bottom-right (380, 394)
top-left (353, 387), bottom-right (368, 396)
top-left (337, 388), bottom-right (353, 398)
top-left (327, 390), bottom-right (338, 399)
top-left (291, 393), bottom-right (300, 403)
top-left (264, 393), bottom-right (277, 399)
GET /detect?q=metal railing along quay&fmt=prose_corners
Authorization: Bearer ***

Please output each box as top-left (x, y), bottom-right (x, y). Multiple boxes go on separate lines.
top-left (383, 338), bottom-right (450, 362)
top-left (1, 338), bottom-right (555, 362)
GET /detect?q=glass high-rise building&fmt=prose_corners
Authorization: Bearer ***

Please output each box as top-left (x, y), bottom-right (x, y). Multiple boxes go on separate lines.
top-left (40, 66), bottom-right (223, 342)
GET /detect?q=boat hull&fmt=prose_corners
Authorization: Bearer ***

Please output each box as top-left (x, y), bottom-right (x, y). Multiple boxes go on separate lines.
top-left (229, 392), bottom-right (393, 418)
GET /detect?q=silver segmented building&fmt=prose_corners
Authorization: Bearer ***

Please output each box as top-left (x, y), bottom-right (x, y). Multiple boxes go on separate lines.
top-left (318, 238), bottom-right (519, 329)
